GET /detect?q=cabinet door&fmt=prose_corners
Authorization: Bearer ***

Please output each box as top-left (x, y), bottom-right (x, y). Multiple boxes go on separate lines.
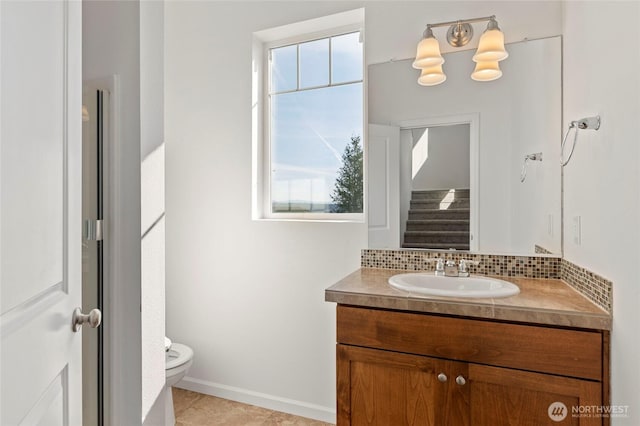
top-left (337, 344), bottom-right (469, 426)
top-left (469, 364), bottom-right (602, 426)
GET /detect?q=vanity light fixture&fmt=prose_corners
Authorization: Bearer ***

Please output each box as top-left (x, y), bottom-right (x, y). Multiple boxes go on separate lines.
top-left (413, 27), bottom-right (444, 69)
top-left (471, 60), bottom-right (502, 81)
top-left (413, 15), bottom-right (508, 86)
top-left (418, 63), bottom-right (447, 86)
top-left (413, 27), bottom-right (446, 86)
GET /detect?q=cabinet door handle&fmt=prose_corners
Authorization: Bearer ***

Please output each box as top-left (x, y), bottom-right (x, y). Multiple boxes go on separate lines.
top-left (455, 375), bottom-right (466, 386)
top-left (437, 373), bottom-right (447, 382)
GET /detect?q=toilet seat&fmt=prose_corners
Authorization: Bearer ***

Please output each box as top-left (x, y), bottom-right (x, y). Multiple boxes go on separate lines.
top-left (164, 340), bottom-right (194, 426)
top-left (166, 343), bottom-right (193, 370)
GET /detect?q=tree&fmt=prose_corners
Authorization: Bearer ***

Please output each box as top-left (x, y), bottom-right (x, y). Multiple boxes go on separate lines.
top-left (331, 135), bottom-right (363, 213)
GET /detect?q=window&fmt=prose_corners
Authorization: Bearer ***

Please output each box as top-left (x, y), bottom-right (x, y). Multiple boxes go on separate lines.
top-left (254, 15), bottom-right (364, 221)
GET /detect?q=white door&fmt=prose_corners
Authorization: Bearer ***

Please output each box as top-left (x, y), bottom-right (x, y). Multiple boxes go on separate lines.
top-left (367, 124), bottom-right (400, 248)
top-left (1, 1), bottom-right (84, 425)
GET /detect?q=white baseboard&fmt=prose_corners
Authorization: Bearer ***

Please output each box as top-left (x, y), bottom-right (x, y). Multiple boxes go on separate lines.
top-left (176, 376), bottom-right (337, 424)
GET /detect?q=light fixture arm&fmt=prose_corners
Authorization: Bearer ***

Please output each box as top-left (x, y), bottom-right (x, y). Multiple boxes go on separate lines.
top-left (487, 18), bottom-right (500, 30)
top-left (425, 15), bottom-right (496, 30)
top-left (423, 26), bottom-right (435, 39)
top-left (422, 15), bottom-right (499, 48)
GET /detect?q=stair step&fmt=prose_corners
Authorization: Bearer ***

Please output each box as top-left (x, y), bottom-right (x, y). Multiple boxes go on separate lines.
top-left (410, 199), bottom-right (470, 209)
top-left (408, 209), bottom-right (470, 220)
top-left (411, 189), bottom-right (470, 200)
top-left (403, 230), bottom-right (470, 244)
top-left (402, 242), bottom-right (471, 250)
top-left (404, 189), bottom-right (471, 249)
top-left (406, 219), bottom-right (470, 232)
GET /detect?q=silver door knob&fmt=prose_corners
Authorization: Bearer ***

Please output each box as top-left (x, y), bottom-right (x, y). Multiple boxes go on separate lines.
top-left (437, 373), bottom-right (447, 382)
top-left (72, 307), bottom-right (102, 332)
top-left (455, 375), bottom-right (466, 386)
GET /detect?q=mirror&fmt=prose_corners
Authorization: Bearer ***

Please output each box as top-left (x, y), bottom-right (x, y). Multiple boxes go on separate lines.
top-left (368, 36), bottom-right (561, 255)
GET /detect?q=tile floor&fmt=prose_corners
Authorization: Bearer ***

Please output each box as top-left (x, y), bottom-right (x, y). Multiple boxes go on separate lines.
top-left (173, 388), bottom-right (333, 426)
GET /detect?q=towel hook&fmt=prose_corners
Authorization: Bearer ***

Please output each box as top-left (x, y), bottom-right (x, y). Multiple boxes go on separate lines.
top-left (520, 152), bottom-right (542, 183)
top-left (561, 115), bottom-right (600, 167)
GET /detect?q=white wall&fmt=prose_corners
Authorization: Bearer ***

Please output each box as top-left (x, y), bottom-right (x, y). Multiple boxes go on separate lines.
top-left (140, 0), bottom-right (166, 423)
top-left (411, 124), bottom-right (470, 191)
top-left (562, 2), bottom-right (640, 424)
top-left (141, 1), bottom-right (165, 160)
top-left (165, 2), bottom-right (367, 422)
top-left (165, 1), bottom-right (564, 421)
top-left (141, 145), bottom-right (166, 424)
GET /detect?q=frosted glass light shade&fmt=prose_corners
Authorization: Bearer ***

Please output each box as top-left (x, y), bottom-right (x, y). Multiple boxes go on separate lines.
top-left (471, 60), bottom-right (502, 81)
top-left (418, 64), bottom-right (446, 86)
top-left (473, 28), bottom-right (508, 62)
top-left (412, 36), bottom-right (444, 69)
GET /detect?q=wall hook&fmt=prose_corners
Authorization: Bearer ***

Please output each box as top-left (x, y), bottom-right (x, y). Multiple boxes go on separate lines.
top-left (561, 115), bottom-right (601, 167)
top-left (520, 152), bottom-right (542, 183)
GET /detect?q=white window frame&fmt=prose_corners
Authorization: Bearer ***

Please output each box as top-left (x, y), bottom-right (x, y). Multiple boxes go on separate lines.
top-left (252, 9), bottom-right (365, 222)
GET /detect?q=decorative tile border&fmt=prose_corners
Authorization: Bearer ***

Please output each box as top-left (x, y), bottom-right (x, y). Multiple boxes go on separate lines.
top-left (560, 259), bottom-right (612, 313)
top-left (361, 249), bottom-right (613, 313)
top-left (361, 249), bottom-right (560, 279)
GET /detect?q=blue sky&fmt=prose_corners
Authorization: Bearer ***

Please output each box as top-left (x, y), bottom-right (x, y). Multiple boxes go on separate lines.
top-left (270, 32), bottom-right (363, 205)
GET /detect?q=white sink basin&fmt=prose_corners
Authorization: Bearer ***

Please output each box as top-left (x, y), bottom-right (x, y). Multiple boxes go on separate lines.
top-left (388, 273), bottom-right (520, 298)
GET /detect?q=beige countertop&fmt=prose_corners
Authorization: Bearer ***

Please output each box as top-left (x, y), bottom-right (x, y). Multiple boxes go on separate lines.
top-left (325, 268), bottom-right (611, 330)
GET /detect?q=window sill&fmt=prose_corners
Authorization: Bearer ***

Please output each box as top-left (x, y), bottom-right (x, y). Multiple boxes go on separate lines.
top-left (253, 214), bottom-right (365, 224)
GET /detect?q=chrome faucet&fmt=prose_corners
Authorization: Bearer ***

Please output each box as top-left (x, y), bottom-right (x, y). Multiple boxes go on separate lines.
top-left (435, 259), bottom-right (480, 277)
top-left (434, 258), bottom-right (445, 276)
top-left (444, 260), bottom-right (458, 277)
top-left (458, 259), bottom-right (480, 277)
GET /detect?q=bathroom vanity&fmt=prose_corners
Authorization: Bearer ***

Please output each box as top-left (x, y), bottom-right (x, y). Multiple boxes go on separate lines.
top-left (326, 268), bottom-right (611, 426)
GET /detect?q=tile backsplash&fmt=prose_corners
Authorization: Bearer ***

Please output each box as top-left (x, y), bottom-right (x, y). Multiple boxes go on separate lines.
top-left (361, 249), bottom-right (612, 313)
top-left (361, 249), bottom-right (560, 278)
top-left (561, 258), bottom-right (612, 313)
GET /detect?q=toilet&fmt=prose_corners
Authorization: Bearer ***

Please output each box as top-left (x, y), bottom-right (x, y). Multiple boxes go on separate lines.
top-left (165, 337), bottom-right (194, 425)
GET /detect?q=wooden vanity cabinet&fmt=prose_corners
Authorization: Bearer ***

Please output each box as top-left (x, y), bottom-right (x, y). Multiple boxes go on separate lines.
top-left (336, 305), bottom-right (609, 426)
top-left (337, 345), bottom-right (469, 425)
top-left (469, 364), bottom-right (601, 426)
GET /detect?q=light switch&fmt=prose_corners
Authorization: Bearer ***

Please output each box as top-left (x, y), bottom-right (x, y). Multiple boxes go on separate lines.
top-left (573, 216), bottom-right (581, 245)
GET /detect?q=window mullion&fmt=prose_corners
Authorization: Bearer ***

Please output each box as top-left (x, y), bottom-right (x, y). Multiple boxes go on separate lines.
top-left (329, 36), bottom-right (333, 86)
top-left (296, 44), bottom-right (300, 91)
top-left (272, 80), bottom-right (360, 96)
top-left (267, 49), bottom-right (271, 94)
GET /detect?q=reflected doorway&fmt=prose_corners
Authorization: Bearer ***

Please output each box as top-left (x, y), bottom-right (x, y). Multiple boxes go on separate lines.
top-left (400, 123), bottom-right (473, 250)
